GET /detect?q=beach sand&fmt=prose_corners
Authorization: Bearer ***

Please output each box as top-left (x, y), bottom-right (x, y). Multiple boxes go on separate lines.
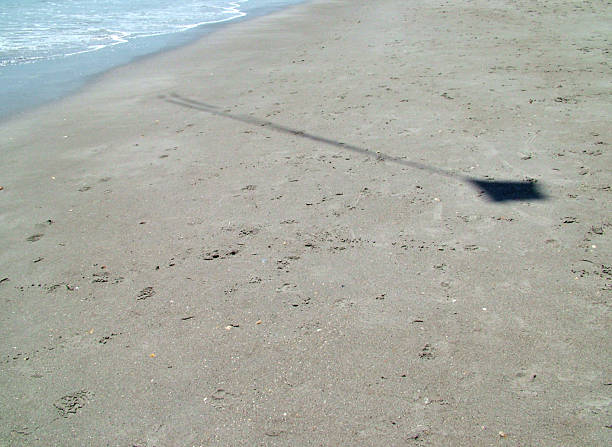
top-left (0, 0), bottom-right (610, 445)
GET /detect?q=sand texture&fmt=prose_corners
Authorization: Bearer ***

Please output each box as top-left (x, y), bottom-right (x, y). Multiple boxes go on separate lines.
top-left (0, 0), bottom-right (611, 445)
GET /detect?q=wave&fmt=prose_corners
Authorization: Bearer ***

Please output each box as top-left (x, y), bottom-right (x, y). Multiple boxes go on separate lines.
top-left (0, 0), bottom-right (249, 67)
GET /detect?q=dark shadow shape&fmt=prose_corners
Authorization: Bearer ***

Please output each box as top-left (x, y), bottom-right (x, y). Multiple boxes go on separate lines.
top-left (164, 93), bottom-right (547, 203)
top-left (470, 180), bottom-right (545, 202)
top-left (164, 94), bottom-right (453, 177)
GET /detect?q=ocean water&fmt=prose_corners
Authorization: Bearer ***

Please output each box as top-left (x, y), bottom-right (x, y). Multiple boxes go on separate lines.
top-left (0, 0), bottom-right (303, 119)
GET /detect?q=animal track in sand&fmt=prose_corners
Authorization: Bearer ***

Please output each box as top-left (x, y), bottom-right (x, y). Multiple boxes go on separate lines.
top-left (98, 333), bottom-right (121, 344)
top-left (3, 346), bottom-right (52, 364)
top-left (276, 255), bottom-right (300, 273)
top-left (91, 271), bottom-right (124, 284)
top-left (35, 219), bottom-right (54, 229)
top-left (287, 295), bottom-right (311, 308)
top-left (54, 390), bottom-right (93, 418)
top-left (15, 282), bottom-right (74, 293)
top-left (239, 227), bottom-right (260, 237)
top-left (209, 388), bottom-right (238, 409)
top-left (136, 286), bottom-right (155, 300)
top-left (571, 261), bottom-right (611, 296)
top-left (276, 283), bottom-right (297, 293)
top-left (275, 283), bottom-right (311, 308)
top-left (200, 248), bottom-right (240, 260)
top-left (298, 227), bottom-right (375, 251)
top-left (419, 344), bottom-right (435, 360)
top-left (394, 237), bottom-right (483, 253)
top-left (223, 275), bottom-right (267, 295)
top-left (507, 370), bottom-right (541, 397)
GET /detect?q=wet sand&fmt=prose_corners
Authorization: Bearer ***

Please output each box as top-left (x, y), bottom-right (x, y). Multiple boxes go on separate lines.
top-left (0, 0), bottom-right (610, 445)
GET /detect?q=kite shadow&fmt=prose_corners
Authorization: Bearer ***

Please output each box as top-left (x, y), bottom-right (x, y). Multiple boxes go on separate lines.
top-left (164, 93), bottom-right (547, 203)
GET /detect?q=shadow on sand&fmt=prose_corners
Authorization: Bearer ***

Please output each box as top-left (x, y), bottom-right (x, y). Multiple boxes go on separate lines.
top-left (164, 93), bottom-right (546, 203)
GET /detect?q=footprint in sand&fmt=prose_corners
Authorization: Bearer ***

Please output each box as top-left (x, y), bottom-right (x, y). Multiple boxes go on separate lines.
top-left (98, 333), bottom-right (120, 344)
top-left (209, 388), bottom-right (237, 409)
top-left (201, 248), bottom-right (240, 260)
top-left (419, 344), bottom-right (435, 360)
top-left (54, 390), bottom-right (93, 418)
top-left (35, 219), bottom-right (54, 229)
top-left (136, 286), bottom-right (155, 300)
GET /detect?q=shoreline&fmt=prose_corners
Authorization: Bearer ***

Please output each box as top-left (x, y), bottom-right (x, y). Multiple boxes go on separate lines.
top-left (1, 0), bottom-right (610, 445)
top-left (0, 0), bottom-right (307, 123)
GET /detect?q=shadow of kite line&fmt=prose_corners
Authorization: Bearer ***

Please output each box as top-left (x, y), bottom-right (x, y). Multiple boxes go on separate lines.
top-left (164, 93), bottom-right (546, 203)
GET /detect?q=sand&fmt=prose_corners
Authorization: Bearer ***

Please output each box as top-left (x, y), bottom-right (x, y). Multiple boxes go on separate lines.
top-left (0, 0), bottom-right (610, 445)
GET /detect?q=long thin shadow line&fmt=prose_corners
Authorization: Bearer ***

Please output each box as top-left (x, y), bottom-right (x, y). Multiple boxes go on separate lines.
top-left (163, 93), bottom-right (546, 202)
top-left (165, 93), bottom-right (459, 179)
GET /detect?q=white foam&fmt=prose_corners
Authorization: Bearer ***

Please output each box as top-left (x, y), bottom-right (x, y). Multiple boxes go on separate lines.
top-left (0, 0), bottom-right (250, 66)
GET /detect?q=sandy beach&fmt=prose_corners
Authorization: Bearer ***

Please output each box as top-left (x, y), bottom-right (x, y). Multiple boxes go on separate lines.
top-left (1, 0), bottom-right (610, 445)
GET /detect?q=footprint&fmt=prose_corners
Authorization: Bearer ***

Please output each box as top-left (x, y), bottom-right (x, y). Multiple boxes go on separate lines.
top-left (136, 287), bottom-right (155, 300)
top-left (201, 248), bottom-right (239, 260)
top-left (419, 344), bottom-right (435, 360)
top-left (98, 333), bottom-right (120, 344)
top-left (406, 426), bottom-right (430, 441)
top-left (202, 249), bottom-right (221, 260)
top-left (54, 390), bottom-right (93, 418)
top-left (35, 219), bottom-right (54, 229)
top-left (92, 272), bottom-right (109, 283)
top-left (91, 272), bottom-right (124, 284)
top-left (211, 388), bottom-right (232, 400)
top-left (509, 370), bottom-right (540, 397)
top-left (239, 227), bottom-right (260, 237)
top-left (578, 396), bottom-right (612, 416)
top-left (276, 283), bottom-right (296, 293)
top-left (289, 296), bottom-right (311, 308)
top-left (210, 388), bottom-right (236, 409)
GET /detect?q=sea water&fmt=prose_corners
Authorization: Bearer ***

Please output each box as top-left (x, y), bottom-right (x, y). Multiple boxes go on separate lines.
top-left (0, 0), bottom-right (303, 119)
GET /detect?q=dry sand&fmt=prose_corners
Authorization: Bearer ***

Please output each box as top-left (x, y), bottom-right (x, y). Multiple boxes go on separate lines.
top-left (0, 0), bottom-right (610, 445)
